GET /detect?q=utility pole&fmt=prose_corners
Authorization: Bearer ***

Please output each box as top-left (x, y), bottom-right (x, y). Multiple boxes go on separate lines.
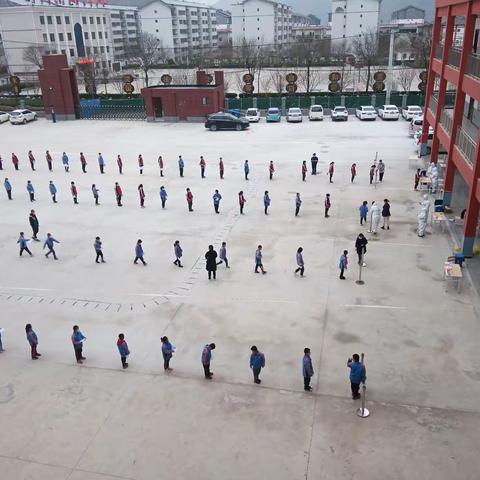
top-left (386, 29), bottom-right (397, 105)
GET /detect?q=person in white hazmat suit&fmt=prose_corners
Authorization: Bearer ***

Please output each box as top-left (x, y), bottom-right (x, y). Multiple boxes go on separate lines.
top-left (417, 195), bottom-right (431, 237)
top-left (430, 165), bottom-right (439, 193)
top-left (369, 201), bottom-right (382, 234)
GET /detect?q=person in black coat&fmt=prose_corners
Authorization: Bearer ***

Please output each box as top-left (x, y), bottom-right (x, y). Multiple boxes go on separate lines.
top-left (381, 199), bottom-right (391, 230)
top-left (205, 245), bottom-right (218, 280)
top-left (355, 233), bottom-right (368, 267)
top-left (29, 209), bottom-right (40, 241)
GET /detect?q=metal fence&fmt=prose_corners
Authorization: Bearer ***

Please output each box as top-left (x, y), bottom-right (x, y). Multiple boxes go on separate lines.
top-left (447, 48), bottom-right (462, 69)
top-left (455, 126), bottom-right (477, 167)
top-left (79, 99), bottom-right (146, 120)
top-left (466, 53), bottom-right (480, 79)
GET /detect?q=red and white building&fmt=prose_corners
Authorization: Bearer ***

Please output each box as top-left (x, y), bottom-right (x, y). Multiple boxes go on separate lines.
top-left (424, 0), bottom-right (480, 256)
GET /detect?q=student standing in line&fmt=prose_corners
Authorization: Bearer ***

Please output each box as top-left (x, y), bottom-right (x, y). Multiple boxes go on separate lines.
top-left (18, 232), bottom-right (33, 257)
top-left (310, 153), bottom-right (318, 175)
top-left (178, 155), bottom-right (185, 177)
top-left (359, 201), bottom-right (368, 225)
top-left (414, 168), bottom-right (421, 190)
top-left (201, 343), bottom-right (216, 379)
top-left (254, 245), bottom-right (267, 274)
top-left (200, 156), bottom-right (206, 178)
top-left (161, 336), bottom-right (174, 372)
top-left (303, 348), bottom-right (314, 392)
top-left (80, 152), bottom-right (87, 173)
top-left (72, 325), bottom-right (86, 364)
top-left (0, 327), bottom-right (4, 352)
top-left (295, 193), bottom-right (302, 217)
top-left (28, 150), bottom-right (36, 170)
top-left (26, 180), bottom-right (35, 202)
top-left (29, 210), bottom-right (40, 241)
top-left (381, 198), bottom-right (391, 230)
top-left (4, 177), bottom-right (12, 200)
top-left (115, 182), bottom-right (123, 206)
top-left (62, 152), bottom-right (69, 172)
top-left (264, 191), bottom-right (271, 215)
top-left (217, 241), bottom-right (229, 268)
top-left (92, 184), bottom-right (99, 205)
top-left (244, 160), bottom-right (249, 180)
top-left (377, 159), bottom-right (385, 182)
top-left (46, 150), bottom-right (53, 171)
top-left (219, 157), bottom-right (224, 179)
top-left (238, 190), bottom-right (246, 214)
top-left (117, 333), bottom-right (130, 369)
top-left (12, 152), bottom-right (19, 170)
top-left (205, 245), bottom-right (218, 280)
top-left (138, 184), bottom-right (145, 208)
top-left (328, 161), bottom-right (335, 183)
top-left (347, 353), bottom-right (366, 400)
top-left (70, 181), bottom-right (78, 204)
top-left (94, 236), bottom-right (105, 263)
top-left (25, 324), bottom-right (40, 359)
top-left (302, 161), bottom-right (307, 181)
top-left (160, 186), bottom-right (167, 208)
top-left (269, 160), bottom-right (275, 180)
top-left (250, 346), bottom-right (265, 384)
top-left (117, 154), bottom-right (123, 174)
top-left (369, 164), bottom-right (376, 184)
top-left (213, 189), bottom-right (222, 213)
top-left (339, 250), bottom-right (348, 280)
top-left (98, 152), bottom-right (105, 174)
top-left (186, 187), bottom-right (193, 211)
top-left (295, 247), bottom-right (305, 276)
top-left (158, 155), bottom-right (164, 177)
top-left (138, 154), bottom-right (144, 174)
top-left (355, 233), bottom-right (368, 267)
top-left (173, 240), bottom-right (183, 267)
top-left (324, 193), bottom-right (331, 218)
top-left (43, 233), bottom-right (60, 260)
top-left (351, 163), bottom-right (357, 183)
top-left (134, 239), bottom-right (147, 266)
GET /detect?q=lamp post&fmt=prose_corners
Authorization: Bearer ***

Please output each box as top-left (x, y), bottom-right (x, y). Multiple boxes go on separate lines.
top-left (386, 29), bottom-right (399, 104)
top-left (48, 86), bottom-right (56, 123)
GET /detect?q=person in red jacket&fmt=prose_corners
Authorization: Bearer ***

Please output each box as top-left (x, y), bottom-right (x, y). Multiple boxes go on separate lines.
top-left (158, 155), bottom-right (164, 177)
top-left (28, 150), bottom-right (35, 171)
top-left (328, 161), bottom-right (335, 183)
top-left (351, 163), bottom-right (357, 183)
top-left (138, 184), bottom-right (145, 208)
top-left (302, 161), bottom-right (307, 181)
top-left (138, 154), bottom-right (144, 174)
top-left (219, 157), bottom-right (224, 179)
top-left (45, 150), bottom-right (53, 171)
top-left (80, 152), bottom-right (87, 173)
top-left (117, 155), bottom-right (123, 174)
top-left (199, 156), bottom-right (206, 178)
top-left (115, 182), bottom-right (123, 206)
top-left (325, 193), bottom-right (331, 218)
top-left (186, 187), bottom-right (193, 211)
top-left (70, 181), bottom-right (78, 204)
top-left (238, 190), bottom-right (246, 214)
top-left (269, 160), bottom-right (275, 180)
top-left (12, 153), bottom-right (19, 170)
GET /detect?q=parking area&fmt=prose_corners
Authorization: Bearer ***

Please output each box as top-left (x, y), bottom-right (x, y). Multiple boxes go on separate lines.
top-left (1, 117), bottom-right (480, 480)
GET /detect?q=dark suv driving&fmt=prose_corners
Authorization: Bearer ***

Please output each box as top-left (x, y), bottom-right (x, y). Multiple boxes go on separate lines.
top-left (205, 112), bottom-right (250, 131)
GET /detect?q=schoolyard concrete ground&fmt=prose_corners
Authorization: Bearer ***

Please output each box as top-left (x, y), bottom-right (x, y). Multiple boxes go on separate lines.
top-left (1, 116), bottom-right (479, 480)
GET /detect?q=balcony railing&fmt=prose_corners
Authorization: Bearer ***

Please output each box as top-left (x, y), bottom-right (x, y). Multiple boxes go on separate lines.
top-left (440, 108), bottom-right (453, 134)
top-left (466, 52), bottom-right (480, 79)
top-left (447, 47), bottom-right (462, 68)
top-left (429, 95), bottom-right (438, 115)
top-left (455, 126), bottom-right (477, 167)
top-left (434, 43), bottom-right (444, 60)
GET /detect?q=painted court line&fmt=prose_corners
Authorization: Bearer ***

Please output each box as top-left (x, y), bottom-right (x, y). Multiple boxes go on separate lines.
top-left (341, 304), bottom-right (407, 310)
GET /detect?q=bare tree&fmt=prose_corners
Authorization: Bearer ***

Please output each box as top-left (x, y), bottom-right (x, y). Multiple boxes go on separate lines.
top-left (171, 68), bottom-right (194, 85)
top-left (397, 64), bottom-right (417, 93)
top-left (410, 28), bottom-right (433, 70)
top-left (127, 32), bottom-right (165, 87)
top-left (352, 30), bottom-right (380, 92)
top-left (22, 45), bottom-right (46, 69)
top-left (269, 69), bottom-right (285, 93)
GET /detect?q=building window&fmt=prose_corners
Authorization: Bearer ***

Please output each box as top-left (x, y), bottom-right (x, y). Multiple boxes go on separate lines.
top-left (84, 32), bottom-right (89, 40)
top-left (56, 15), bottom-right (61, 25)
top-left (82, 16), bottom-right (86, 25)
top-left (97, 17), bottom-right (101, 25)
top-left (100, 46), bottom-right (104, 53)
top-left (89, 17), bottom-right (94, 24)
top-left (156, 29), bottom-right (159, 32)
top-left (91, 32), bottom-right (96, 39)
top-left (106, 46), bottom-right (110, 52)
top-left (47, 15), bottom-right (52, 24)
top-left (43, 33), bottom-right (48, 42)
top-left (202, 96), bottom-right (209, 105)
top-left (61, 49), bottom-right (66, 54)
top-left (360, 24), bottom-right (362, 28)
top-left (156, 19), bottom-right (158, 23)
top-left (70, 48), bottom-right (74, 57)
top-left (65, 16), bottom-right (70, 24)
top-left (99, 31), bottom-right (103, 39)
top-left (154, 9), bottom-right (157, 13)
top-left (40, 16), bottom-right (45, 25)
top-left (105, 32), bottom-right (108, 39)
top-left (59, 32), bottom-right (64, 41)
top-left (49, 33), bottom-right (55, 41)
top-left (93, 46), bottom-right (98, 54)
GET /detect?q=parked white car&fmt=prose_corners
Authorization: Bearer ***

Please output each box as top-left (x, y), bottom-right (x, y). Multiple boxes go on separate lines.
top-left (331, 106), bottom-right (349, 121)
top-left (0, 111), bottom-right (10, 123)
top-left (308, 105), bottom-right (324, 121)
top-left (402, 105), bottom-right (423, 121)
top-left (378, 105), bottom-right (400, 120)
top-left (9, 109), bottom-right (37, 124)
top-left (245, 108), bottom-right (261, 122)
top-left (409, 116), bottom-right (424, 137)
top-left (286, 107), bottom-right (303, 122)
top-left (355, 105), bottom-right (377, 121)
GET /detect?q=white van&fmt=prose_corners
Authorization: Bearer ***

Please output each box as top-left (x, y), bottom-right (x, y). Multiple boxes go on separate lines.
top-left (308, 105), bottom-right (324, 121)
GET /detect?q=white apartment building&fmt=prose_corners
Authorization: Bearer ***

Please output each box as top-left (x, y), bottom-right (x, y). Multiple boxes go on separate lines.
top-left (119, 0), bottom-right (218, 63)
top-left (109, 5), bottom-right (140, 63)
top-left (331, 0), bottom-right (380, 45)
top-left (231, 0), bottom-right (292, 48)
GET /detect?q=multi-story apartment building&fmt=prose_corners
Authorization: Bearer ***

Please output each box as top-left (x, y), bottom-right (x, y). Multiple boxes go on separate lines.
top-left (231, 0), bottom-right (293, 48)
top-left (331, 0), bottom-right (380, 45)
top-left (423, 0), bottom-right (480, 256)
top-left (108, 4), bottom-right (140, 64)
